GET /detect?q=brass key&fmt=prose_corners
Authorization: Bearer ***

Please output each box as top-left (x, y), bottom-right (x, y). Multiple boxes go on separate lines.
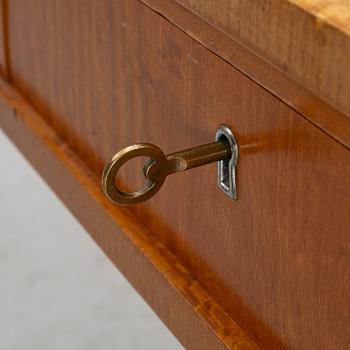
top-left (102, 125), bottom-right (238, 205)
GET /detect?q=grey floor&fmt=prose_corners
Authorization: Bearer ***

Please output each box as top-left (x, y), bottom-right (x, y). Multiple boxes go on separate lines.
top-left (0, 130), bottom-right (184, 350)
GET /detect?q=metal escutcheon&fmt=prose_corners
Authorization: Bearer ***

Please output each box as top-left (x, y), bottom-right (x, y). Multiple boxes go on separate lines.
top-left (101, 125), bottom-right (238, 205)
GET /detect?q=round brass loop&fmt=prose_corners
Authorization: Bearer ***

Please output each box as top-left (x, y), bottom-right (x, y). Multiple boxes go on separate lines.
top-left (101, 143), bottom-right (167, 205)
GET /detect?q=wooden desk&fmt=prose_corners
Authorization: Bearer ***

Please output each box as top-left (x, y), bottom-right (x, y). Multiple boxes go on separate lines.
top-left (1, 1), bottom-right (349, 349)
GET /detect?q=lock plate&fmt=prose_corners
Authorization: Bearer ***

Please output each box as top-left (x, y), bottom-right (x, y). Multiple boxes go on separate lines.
top-left (215, 125), bottom-right (239, 200)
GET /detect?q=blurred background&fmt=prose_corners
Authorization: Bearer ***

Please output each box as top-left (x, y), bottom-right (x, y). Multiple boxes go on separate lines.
top-left (0, 130), bottom-right (183, 350)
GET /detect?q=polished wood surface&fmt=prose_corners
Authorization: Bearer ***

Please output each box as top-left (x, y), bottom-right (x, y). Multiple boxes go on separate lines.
top-left (0, 0), bottom-right (8, 77)
top-left (290, 0), bottom-right (350, 34)
top-left (2, 0), bottom-right (350, 349)
top-left (6, 0), bottom-right (350, 150)
top-left (176, 0), bottom-right (350, 118)
top-left (0, 78), bottom-right (258, 350)
top-left (141, 0), bottom-right (350, 149)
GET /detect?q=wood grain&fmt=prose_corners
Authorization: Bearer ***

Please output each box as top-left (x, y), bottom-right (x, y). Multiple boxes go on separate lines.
top-left (0, 0), bottom-right (9, 78)
top-left (4, 0), bottom-right (350, 349)
top-left (292, 0), bottom-right (350, 34)
top-left (0, 78), bottom-right (259, 350)
top-left (141, 0), bottom-right (350, 150)
top-left (175, 0), bottom-right (350, 119)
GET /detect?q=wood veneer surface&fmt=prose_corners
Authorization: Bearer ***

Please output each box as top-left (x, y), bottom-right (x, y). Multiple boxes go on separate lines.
top-left (0, 0), bottom-right (8, 77)
top-left (0, 79), bottom-right (258, 350)
top-left (5, 0), bottom-right (350, 349)
top-left (176, 0), bottom-right (350, 118)
top-left (140, 0), bottom-right (350, 149)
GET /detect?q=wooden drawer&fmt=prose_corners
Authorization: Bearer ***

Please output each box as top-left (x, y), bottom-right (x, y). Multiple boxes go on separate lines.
top-left (1, 1), bottom-right (349, 349)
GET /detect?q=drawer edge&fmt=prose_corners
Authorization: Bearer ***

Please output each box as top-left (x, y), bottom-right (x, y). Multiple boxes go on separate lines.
top-left (140, 0), bottom-right (350, 150)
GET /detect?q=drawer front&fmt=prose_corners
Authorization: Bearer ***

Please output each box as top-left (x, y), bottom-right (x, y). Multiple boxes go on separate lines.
top-left (7, 1), bottom-right (350, 349)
